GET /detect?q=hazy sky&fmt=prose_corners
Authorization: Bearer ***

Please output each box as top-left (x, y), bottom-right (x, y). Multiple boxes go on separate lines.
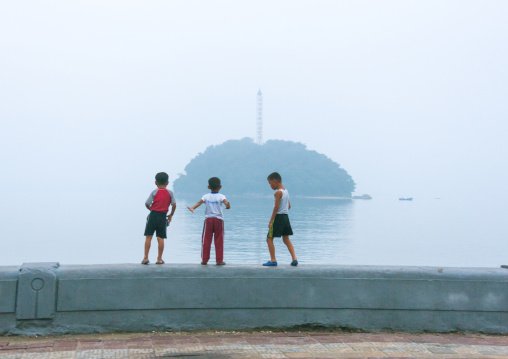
top-left (1, 1), bottom-right (507, 199)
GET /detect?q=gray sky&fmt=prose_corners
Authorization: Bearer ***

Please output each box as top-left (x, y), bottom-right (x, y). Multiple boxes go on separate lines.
top-left (1, 0), bottom-right (507, 199)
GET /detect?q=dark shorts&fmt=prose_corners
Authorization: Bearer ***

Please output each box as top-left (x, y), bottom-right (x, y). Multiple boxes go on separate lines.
top-left (144, 211), bottom-right (167, 239)
top-left (267, 214), bottom-right (293, 238)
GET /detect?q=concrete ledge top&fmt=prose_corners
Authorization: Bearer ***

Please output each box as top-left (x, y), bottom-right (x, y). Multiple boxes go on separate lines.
top-left (0, 266), bottom-right (19, 280)
top-left (55, 263), bottom-right (508, 281)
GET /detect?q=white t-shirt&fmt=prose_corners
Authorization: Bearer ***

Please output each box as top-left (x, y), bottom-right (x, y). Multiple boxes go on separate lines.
top-left (201, 192), bottom-right (227, 220)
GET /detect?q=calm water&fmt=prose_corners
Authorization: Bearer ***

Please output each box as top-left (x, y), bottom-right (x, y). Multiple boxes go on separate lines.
top-left (1, 192), bottom-right (507, 267)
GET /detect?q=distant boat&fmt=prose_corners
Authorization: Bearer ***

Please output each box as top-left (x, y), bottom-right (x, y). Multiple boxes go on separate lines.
top-left (399, 197), bottom-right (413, 201)
top-left (352, 194), bottom-right (372, 200)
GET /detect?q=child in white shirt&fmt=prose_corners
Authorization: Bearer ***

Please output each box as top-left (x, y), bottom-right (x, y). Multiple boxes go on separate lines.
top-left (187, 177), bottom-right (231, 265)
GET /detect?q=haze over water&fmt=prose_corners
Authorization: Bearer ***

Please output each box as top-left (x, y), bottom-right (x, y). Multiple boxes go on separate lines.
top-left (1, 191), bottom-right (506, 268)
top-left (1, 2), bottom-right (507, 268)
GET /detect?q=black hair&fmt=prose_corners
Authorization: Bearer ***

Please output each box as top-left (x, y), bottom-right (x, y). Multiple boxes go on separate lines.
top-left (267, 172), bottom-right (282, 182)
top-left (155, 172), bottom-right (169, 185)
top-left (208, 177), bottom-right (221, 191)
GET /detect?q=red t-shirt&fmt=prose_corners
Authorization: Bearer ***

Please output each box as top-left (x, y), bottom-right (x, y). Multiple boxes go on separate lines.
top-left (146, 188), bottom-right (175, 213)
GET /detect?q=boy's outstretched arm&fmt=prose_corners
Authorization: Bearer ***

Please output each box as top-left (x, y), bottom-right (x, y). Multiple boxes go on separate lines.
top-left (167, 203), bottom-right (176, 222)
top-left (223, 199), bottom-right (231, 209)
top-left (187, 200), bottom-right (204, 213)
top-left (268, 191), bottom-right (282, 228)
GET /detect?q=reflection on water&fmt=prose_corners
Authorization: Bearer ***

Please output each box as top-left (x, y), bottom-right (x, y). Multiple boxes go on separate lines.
top-left (163, 196), bottom-right (355, 265)
top-left (1, 192), bottom-right (507, 267)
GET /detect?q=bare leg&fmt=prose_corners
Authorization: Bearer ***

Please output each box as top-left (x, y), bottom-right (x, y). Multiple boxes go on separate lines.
top-left (266, 237), bottom-right (276, 262)
top-left (143, 235), bottom-right (152, 261)
top-left (157, 237), bottom-right (164, 263)
top-left (283, 236), bottom-right (297, 261)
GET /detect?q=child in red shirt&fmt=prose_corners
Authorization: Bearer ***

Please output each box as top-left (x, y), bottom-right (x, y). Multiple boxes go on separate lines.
top-left (142, 172), bottom-right (176, 265)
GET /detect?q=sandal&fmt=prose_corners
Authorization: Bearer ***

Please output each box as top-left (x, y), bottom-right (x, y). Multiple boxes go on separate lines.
top-left (141, 259), bottom-right (149, 265)
top-left (156, 260), bottom-right (165, 265)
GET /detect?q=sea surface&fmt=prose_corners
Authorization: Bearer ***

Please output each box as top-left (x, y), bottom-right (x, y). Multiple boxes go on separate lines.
top-left (1, 192), bottom-right (507, 268)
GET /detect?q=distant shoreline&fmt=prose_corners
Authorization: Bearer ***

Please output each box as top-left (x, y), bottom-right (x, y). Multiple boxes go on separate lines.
top-left (297, 196), bottom-right (353, 200)
top-left (178, 193), bottom-right (358, 200)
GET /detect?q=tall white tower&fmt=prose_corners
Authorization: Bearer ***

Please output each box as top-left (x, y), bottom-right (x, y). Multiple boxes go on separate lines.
top-left (256, 89), bottom-right (263, 145)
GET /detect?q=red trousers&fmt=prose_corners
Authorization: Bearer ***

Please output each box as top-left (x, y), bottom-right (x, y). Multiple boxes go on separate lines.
top-left (201, 217), bottom-right (224, 263)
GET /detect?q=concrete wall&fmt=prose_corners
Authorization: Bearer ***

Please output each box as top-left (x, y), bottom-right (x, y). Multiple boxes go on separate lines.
top-left (1, 263), bottom-right (508, 335)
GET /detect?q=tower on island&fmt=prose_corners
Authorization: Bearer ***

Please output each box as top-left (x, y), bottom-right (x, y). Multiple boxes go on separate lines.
top-left (256, 89), bottom-right (263, 145)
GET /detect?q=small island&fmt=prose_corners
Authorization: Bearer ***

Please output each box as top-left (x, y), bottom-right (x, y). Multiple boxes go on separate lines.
top-left (173, 138), bottom-right (356, 197)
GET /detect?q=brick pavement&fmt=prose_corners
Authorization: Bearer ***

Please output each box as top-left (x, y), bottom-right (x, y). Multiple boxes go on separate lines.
top-left (1, 330), bottom-right (508, 358)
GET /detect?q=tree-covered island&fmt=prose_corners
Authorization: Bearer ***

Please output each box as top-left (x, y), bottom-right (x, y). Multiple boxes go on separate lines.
top-left (173, 138), bottom-right (356, 197)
